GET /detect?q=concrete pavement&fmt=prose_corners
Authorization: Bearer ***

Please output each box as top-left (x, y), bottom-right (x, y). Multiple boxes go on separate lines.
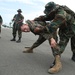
top-left (0, 28), bottom-right (75, 75)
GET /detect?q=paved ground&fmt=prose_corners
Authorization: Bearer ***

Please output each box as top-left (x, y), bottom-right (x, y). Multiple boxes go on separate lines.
top-left (0, 28), bottom-right (75, 75)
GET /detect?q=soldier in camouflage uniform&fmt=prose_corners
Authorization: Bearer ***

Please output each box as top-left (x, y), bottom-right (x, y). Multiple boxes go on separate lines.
top-left (22, 2), bottom-right (75, 74)
top-left (10, 9), bottom-right (24, 43)
top-left (22, 20), bottom-right (59, 74)
top-left (22, 20), bottom-right (58, 53)
top-left (0, 15), bottom-right (3, 38)
top-left (33, 2), bottom-right (75, 74)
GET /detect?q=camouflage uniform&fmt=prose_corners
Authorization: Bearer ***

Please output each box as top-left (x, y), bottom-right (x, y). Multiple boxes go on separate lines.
top-left (41, 2), bottom-right (75, 73)
top-left (44, 6), bottom-right (75, 57)
top-left (12, 14), bottom-right (24, 38)
top-left (23, 20), bottom-right (60, 74)
top-left (33, 4), bottom-right (75, 57)
top-left (25, 20), bottom-right (58, 50)
top-left (11, 9), bottom-right (24, 42)
top-left (24, 2), bottom-right (75, 73)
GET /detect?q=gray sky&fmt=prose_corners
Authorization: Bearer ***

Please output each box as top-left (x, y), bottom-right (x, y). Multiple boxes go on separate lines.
top-left (0, 0), bottom-right (75, 25)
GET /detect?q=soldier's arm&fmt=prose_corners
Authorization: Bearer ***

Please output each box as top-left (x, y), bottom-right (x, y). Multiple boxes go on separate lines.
top-left (12, 15), bottom-right (16, 21)
top-left (46, 9), bottom-right (67, 37)
top-left (34, 15), bottom-right (46, 21)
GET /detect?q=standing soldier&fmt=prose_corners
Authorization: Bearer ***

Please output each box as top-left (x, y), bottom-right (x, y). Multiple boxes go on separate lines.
top-left (21, 1), bottom-right (75, 74)
top-left (10, 9), bottom-right (24, 43)
top-left (0, 15), bottom-right (3, 38)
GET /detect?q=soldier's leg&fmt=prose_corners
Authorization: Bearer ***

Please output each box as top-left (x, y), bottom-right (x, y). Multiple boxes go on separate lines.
top-left (23, 35), bottom-right (46, 53)
top-left (10, 25), bottom-right (17, 41)
top-left (48, 33), bottom-right (58, 68)
top-left (16, 29), bottom-right (22, 43)
top-left (48, 35), bottom-right (69, 74)
top-left (48, 55), bottom-right (62, 74)
top-left (16, 24), bottom-right (23, 43)
top-left (71, 35), bottom-right (75, 61)
top-left (48, 33), bottom-right (62, 73)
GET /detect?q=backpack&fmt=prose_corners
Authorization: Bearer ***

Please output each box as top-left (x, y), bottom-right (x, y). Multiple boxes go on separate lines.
top-left (60, 5), bottom-right (75, 18)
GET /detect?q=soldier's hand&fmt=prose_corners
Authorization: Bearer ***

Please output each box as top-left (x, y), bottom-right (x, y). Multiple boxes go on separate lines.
top-left (50, 38), bottom-right (57, 48)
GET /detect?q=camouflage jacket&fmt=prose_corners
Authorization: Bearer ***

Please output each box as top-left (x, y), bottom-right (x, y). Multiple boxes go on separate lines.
top-left (26, 20), bottom-right (46, 34)
top-left (13, 14), bottom-right (24, 24)
top-left (35, 6), bottom-right (75, 38)
top-left (26, 20), bottom-right (55, 39)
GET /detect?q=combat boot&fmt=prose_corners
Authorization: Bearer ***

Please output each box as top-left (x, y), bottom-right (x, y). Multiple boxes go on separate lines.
top-left (16, 37), bottom-right (21, 43)
top-left (71, 53), bottom-right (75, 62)
top-left (10, 38), bottom-right (16, 41)
top-left (16, 39), bottom-right (21, 43)
top-left (48, 55), bottom-right (62, 74)
top-left (23, 47), bottom-right (33, 53)
top-left (10, 36), bottom-right (16, 41)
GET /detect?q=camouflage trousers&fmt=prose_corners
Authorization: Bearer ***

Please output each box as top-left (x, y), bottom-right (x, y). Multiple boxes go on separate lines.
top-left (26, 20), bottom-right (58, 56)
top-left (52, 32), bottom-right (75, 56)
top-left (30, 33), bottom-right (58, 56)
top-left (12, 23), bottom-right (22, 38)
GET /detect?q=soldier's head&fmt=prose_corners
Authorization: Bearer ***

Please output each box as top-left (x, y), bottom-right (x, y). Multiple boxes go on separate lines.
top-left (21, 24), bottom-right (30, 32)
top-left (44, 1), bottom-right (56, 15)
top-left (17, 9), bottom-right (22, 14)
